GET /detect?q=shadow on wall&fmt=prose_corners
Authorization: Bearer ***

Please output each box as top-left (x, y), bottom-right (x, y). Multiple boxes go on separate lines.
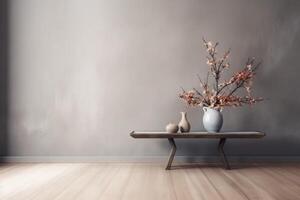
top-left (0, 0), bottom-right (9, 156)
top-left (230, 2), bottom-right (300, 156)
top-left (175, 1), bottom-right (300, 157)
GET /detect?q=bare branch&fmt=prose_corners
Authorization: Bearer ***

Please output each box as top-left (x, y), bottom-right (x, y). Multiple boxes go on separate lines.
top-left (180, 86), bottom-right (186, 93)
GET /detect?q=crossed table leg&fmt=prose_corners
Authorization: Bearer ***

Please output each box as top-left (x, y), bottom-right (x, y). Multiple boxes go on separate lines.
top-left (165, 139), bottom-right (177, 170)
top-left (165, 138), bottom-right (231, 170)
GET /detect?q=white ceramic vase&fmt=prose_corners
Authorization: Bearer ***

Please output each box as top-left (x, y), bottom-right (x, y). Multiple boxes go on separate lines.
top-left (178, 112), bottom-right (191, 133)
top-left (202, 107), bottom-right (223, 132)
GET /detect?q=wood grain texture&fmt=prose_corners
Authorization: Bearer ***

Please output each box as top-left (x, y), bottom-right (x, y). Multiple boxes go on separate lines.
top-left (0, 163), bottom-right (299, 200)
top-left (130, 131), bottom-right (265, 138)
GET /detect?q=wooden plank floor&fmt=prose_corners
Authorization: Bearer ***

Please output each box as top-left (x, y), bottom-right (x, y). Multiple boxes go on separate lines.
top-left (0, 163), bottom-right (300, 200)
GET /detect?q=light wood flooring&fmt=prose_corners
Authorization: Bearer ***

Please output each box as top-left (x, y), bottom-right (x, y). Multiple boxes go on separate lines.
top-left (1, 163), bottom-right (300, 200)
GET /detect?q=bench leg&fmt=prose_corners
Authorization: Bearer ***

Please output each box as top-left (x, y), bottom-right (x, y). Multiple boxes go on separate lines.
top-left (165, 138), bottom-right (177, 170)
top-left (218, 138), bottom-right (231, 170)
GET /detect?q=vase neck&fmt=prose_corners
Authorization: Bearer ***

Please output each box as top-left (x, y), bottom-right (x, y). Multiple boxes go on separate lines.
top-left (205, 107), bottom-right (221, 112)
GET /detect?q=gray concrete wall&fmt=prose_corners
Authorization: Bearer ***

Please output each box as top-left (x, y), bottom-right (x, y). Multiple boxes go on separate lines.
top-left (1, 0), bottom-right (300, 158)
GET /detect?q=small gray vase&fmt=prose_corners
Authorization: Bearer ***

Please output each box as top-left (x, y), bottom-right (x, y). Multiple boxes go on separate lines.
top-left (202, 107), bottom-right (223, 132)
top-left (178, 112), bottom-right (191, 133)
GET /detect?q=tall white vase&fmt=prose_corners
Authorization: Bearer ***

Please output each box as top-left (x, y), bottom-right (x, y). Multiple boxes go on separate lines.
top-left (178, 112), bottom-right (191, 133)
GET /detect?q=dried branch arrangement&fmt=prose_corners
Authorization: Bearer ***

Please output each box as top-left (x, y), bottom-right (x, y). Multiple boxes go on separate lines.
top-left (179, 38), bottom-right (263, 109)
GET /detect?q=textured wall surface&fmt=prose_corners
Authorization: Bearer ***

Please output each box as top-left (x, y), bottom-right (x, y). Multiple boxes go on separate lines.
top-left (1, 0), bottom-right (300, 158)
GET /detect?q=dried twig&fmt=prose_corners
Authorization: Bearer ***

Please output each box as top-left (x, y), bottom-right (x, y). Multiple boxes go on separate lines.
top-left (179, 39), bottom-right (263, 108)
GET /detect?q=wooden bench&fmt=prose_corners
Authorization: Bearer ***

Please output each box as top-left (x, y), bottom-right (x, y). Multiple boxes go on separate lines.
top-left (130, 131), bottom-right (265, 170)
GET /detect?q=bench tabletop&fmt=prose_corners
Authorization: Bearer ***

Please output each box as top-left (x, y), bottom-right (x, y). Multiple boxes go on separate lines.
top-left (130, 131), bottom-right (265, 139)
